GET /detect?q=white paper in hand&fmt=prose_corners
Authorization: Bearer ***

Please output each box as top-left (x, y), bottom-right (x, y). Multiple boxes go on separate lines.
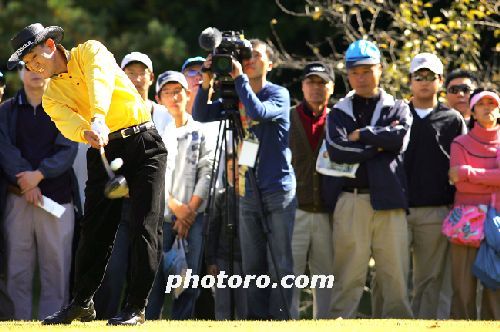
top-left (316, 140), bottom-right (359, 178)
top-left (38, 195), bottom-right (66, 219)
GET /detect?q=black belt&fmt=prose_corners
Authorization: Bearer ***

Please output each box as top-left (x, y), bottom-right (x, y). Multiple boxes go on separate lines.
top-left (108, 121), bottom-right (155, 141)
top-left (343, 187), bottom-right (370, 194)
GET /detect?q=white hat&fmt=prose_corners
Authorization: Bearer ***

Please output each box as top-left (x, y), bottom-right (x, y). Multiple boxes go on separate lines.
top-left (120, 52), bottom-right (153, 72)
top-left (410, 53), bottom-right (443, 75)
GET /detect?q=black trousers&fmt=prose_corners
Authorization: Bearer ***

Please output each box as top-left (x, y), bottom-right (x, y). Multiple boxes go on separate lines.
top-left (73, 128), bottom-right (167, 309)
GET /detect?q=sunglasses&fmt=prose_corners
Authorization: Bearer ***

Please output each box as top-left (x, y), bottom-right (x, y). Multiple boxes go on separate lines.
top-left (184, 69), bottom-right (201, 78)
top-left (412, 73), bottom-right (438, 82)
top-left (447, 84), bottom-right (472, 94)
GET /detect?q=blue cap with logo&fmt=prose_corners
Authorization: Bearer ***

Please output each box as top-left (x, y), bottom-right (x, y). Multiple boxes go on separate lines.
top-left (345, 40), bottom-right (381, 69)
top-left (181, 56), bottom-right (206, 72)
top-left (156, 70), bottom-right (188, 94)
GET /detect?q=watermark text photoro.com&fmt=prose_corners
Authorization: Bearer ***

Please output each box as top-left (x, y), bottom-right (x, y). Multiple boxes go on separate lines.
top-left (165, 270), bottom-right (335, 293)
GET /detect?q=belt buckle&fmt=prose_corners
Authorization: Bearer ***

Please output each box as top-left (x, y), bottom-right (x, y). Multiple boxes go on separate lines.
top-left (120, 125), bottom-right (140, 138)
top-left (120, 128), bottom-right (130, 139)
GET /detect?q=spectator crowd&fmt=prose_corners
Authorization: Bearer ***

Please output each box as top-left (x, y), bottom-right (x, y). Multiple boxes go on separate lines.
top-left (0, 22), bottom-right (498, 324)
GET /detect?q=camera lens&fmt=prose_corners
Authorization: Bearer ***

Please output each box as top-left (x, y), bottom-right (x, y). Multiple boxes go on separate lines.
top-left (213, 55), bottom-right (233, 75)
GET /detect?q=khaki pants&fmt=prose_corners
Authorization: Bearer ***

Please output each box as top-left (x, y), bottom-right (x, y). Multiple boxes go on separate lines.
top-left (450, 243), bottom-right (500, 320)
top-left (407, 206), bottom-right (451, 319)
top-left (3, 194), bottom-right (74, 320)
top-left (291, 209), bottom-right (333, 319)
top-left (330, 192), bottom-right (412, 318)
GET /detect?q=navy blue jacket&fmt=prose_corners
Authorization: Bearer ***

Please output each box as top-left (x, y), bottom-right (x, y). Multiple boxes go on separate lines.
top-left (323, 90), bottom-right (413, 211)
top-left (404, 102), bottom-right (466, 207)
top-left (0, 90), bottom-right (79, 273)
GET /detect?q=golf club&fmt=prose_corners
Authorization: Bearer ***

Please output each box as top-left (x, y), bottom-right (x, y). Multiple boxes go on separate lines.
top-left (100, 147), bottom-right (129, 199)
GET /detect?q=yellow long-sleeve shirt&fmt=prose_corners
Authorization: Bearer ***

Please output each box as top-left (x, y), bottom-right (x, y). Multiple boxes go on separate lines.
top-left (42, 40), bottom-right (151, 143)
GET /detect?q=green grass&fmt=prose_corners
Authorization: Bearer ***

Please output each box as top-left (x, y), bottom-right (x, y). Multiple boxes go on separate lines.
top-left (0, 320), bottom-right (498, 332)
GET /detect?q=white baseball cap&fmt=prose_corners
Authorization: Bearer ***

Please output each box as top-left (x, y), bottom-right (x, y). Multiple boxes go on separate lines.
top-left (120, 52), bottom-right (153, 72)
top-left (410, 53), bottom-right (443, 75)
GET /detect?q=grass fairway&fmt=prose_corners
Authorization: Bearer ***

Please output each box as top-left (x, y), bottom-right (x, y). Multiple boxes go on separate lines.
top-left (0, 319), bottom-right (498, 331)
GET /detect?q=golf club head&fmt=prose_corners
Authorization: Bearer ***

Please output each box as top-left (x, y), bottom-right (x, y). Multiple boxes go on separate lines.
top-left (104, 175), bottom-right (129, 199)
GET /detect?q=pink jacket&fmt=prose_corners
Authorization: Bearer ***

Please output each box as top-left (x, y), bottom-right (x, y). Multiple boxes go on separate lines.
top-left (450, 124), bottom-right (500, 209)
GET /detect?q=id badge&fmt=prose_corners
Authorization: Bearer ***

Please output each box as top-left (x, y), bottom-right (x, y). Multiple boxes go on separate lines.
top-left (238, 139), bottom-right (259, 168)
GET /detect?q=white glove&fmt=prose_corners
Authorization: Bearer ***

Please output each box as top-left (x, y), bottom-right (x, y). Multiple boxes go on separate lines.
top-left (91, 116), bottom-right (110, 140)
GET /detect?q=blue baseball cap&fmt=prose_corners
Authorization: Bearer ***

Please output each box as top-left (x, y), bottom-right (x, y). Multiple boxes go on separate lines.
top-left (156, 70), bottom-right (188, 94)
top-left (345, 40), bottom-right (381, 69)
top-left (181, 56), bottom-right (206, 72)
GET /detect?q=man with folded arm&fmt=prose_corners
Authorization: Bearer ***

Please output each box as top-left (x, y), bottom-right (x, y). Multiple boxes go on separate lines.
top-left (325, 39), bottom-right (413, 319)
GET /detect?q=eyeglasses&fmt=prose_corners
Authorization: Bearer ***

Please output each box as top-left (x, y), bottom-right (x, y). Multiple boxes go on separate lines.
top-left (412, 73), bottom-right (438, 82)
top-left (160, 89), bottom-right (183, 97)
top-left (184, 69), bottom-right (201, 78)
top-left (447, 84), bottom-right (472, 94)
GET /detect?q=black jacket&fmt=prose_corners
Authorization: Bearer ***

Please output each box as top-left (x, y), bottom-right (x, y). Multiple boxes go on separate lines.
top-left (404, 102), bottom-right (467, 207)
top-left (323, 89), bottom-right (413, 211)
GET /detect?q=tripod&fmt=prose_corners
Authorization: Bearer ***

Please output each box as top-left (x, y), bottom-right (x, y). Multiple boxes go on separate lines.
top-left (203, 112), bottom-right (292, 320)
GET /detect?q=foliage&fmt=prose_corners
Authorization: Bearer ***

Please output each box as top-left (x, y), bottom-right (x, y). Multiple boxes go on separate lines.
top-left (0, 0), bottom-right (497, 100)
top-left (273, 0), bottom-right (499, 98)
top-left (0, 0), bottom-right (187, 97)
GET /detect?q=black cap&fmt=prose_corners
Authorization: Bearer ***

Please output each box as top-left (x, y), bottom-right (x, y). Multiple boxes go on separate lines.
top-left (8, 23), bottom-right (64, 70)
top-left (303, 62), bottom-right (334, 82)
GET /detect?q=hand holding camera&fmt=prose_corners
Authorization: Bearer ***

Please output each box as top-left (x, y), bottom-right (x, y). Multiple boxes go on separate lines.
top-left (200, 55), bottom-right (214, 90)
top-left (229, 58), bottom-right (243, 80)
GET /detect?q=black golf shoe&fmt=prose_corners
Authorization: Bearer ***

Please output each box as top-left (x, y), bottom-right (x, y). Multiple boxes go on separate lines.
top-left (107, 304), bottom-right (145, 326)
top-left (42, 300), bottom-right (96, 325)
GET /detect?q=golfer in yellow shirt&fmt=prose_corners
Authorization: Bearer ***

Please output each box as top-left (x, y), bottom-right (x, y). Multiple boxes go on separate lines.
top-left (8, 23), bottom-right (167, 326)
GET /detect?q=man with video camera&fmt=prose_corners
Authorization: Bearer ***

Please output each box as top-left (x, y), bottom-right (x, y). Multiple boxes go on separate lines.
top-left (193, 38), bottom-right (296, 320)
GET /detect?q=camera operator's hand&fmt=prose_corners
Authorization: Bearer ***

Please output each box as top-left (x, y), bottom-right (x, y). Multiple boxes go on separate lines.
top-left (201, 55), bottom-right (214, 90)
top-left (230, 58), bottom-right (243, 80)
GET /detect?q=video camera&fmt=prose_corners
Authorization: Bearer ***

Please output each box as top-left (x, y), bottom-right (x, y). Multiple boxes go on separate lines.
top-left (199, 27), bottom-right (252, 111)
top-left (199, 27), bottom-right (252, 76)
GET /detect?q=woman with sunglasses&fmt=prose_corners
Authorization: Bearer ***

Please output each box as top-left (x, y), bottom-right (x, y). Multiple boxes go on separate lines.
top-left (448, 88), bottom-right (500, 319)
